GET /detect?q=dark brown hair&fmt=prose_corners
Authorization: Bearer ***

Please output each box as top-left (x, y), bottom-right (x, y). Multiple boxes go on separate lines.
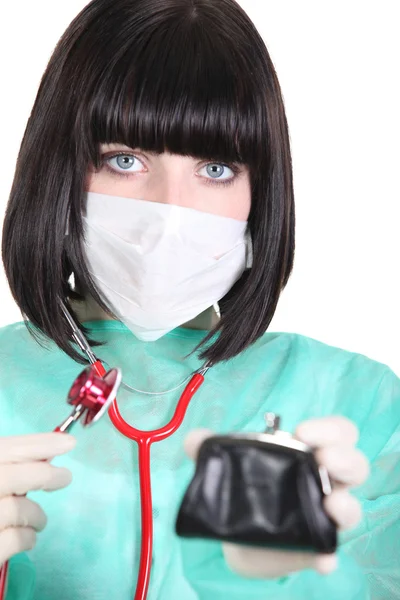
top-left (1, 0), bottom-right (295, 367)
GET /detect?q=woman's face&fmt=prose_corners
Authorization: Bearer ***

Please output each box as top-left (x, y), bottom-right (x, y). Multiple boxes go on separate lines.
top-left (85, 143), bottom-right (251, 221)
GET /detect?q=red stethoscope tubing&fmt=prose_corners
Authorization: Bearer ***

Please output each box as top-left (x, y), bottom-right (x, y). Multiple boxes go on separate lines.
top-left (0, 359), bottom-right (205, 600)
top-left (93, 359), bottom-right (205, 600)
top-left (0, 562), bottom-right (6, 599)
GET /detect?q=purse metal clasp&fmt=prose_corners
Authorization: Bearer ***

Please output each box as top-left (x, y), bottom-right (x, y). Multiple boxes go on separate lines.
top-left (264, 413), bottom-right (332, 497)
top-left (264, 412), bottom-right (281, 433)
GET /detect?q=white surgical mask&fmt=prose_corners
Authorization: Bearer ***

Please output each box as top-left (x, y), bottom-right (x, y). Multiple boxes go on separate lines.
top-left (77, 191), bottom-right (252, 341)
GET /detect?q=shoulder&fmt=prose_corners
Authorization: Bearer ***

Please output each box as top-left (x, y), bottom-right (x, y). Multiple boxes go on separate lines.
top-left (282, 330), bottom-right (400, 417)
top-left (254, 331), bottom-right (399, 458)
top-left (0, 319), bottom-right (77, 437)
top-left (0, 319), bottom-right (46, 361)
top-left (0, 318), bottom-right (29, 340)
top-left (248, 329), bottom-right (394, 383)
top-left (0, 319), bottom-right (29, 361)
top-left (286, 331), bottom-right (399, 401)
top-left (246, 330), bottom-right (398, 422)
top-left (0, 319), bottom-right (62, 383)
top-left (0, 319), bottom-right (48, 347)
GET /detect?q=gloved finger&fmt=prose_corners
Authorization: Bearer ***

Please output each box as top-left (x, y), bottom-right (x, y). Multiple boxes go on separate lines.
top-left (314, 553), bottom-right (339, 575)
top-left (323, 489), bottom-right (362, 531)
top-left (0, 527), bottom-right (37, 566)
top-left (315, 445), bottom-right (370, 487)
top-left (0, 462), bottom-right (73, 499)
top-left (183, 428), bottom-right (215, 461)
top-left (0, 433), bottom-right (77, 464)
top-left (0, 496), bottom-right (48, 532)
top-left (222, 543), bottom-right (338, 578)
top-left (294, 416), bottom-right (359, 447)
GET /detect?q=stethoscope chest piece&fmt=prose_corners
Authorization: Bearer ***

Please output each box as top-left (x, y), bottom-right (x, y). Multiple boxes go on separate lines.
top-left (60, 365), bottom-right (122, 431)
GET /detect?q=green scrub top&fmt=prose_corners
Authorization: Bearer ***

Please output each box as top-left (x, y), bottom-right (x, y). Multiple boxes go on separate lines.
top-left (0, 319), bottom-right (399, 600)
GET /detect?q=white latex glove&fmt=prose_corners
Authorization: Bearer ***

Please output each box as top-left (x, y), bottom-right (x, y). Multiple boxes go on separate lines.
top-left (0, 432), bottom-right (77, 566)
top-left (184, 416), bottom-right (369, 578)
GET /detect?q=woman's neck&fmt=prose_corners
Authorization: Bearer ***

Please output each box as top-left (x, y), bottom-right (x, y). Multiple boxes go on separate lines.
top-left (69, 293), bottom-right (220, 331)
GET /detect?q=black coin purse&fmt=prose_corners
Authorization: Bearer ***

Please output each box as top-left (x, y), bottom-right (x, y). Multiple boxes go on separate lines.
top-left (175, 413), bottom-right (337, 553)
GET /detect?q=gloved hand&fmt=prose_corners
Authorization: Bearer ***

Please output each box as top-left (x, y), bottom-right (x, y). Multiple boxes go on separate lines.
top-left (0, 432), bottom-right (76, 566)
top-left (184, 416), bottom-right (369, 578)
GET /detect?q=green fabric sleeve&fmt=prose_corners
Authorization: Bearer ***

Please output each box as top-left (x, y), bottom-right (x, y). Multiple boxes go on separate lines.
top-left (339, 366), bottom-right (400, 599)
top-left (5, 553), bottom-right (36, 600)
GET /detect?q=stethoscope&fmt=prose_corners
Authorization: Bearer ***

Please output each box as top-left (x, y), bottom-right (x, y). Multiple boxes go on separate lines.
top-left (0, 298), bottom-right (212, 600)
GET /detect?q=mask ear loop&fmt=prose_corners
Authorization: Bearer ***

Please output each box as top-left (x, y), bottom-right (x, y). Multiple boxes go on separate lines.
top-left (245, 228), bottom-right (253, 269)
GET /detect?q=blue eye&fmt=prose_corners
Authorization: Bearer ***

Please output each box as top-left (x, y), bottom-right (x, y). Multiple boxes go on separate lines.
top-left (198, 163), bottom-right (237, 187)
top-left (100, 152), bottom-right (240, 187)
top-left (104, 153), bottom-right (144, 177)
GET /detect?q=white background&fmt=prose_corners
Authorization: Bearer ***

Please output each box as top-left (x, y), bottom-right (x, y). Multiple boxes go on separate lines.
top-left (0, 1), bottom-right (399, 374)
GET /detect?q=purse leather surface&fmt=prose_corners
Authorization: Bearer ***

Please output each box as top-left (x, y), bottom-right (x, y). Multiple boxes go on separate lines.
top-left (175, 436), bottom-right (337, 553)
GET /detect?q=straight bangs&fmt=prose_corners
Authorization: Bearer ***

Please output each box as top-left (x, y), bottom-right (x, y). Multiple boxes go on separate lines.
top-left (75, 9), bottom-right (266, 181)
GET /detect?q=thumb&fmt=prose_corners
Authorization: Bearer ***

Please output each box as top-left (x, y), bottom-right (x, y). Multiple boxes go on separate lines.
top-left (183, 428), bottom-right (215, 461)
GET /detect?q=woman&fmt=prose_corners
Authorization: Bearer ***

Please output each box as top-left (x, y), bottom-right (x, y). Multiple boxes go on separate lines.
top-left (0, 0), bottom-right (398, 599)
